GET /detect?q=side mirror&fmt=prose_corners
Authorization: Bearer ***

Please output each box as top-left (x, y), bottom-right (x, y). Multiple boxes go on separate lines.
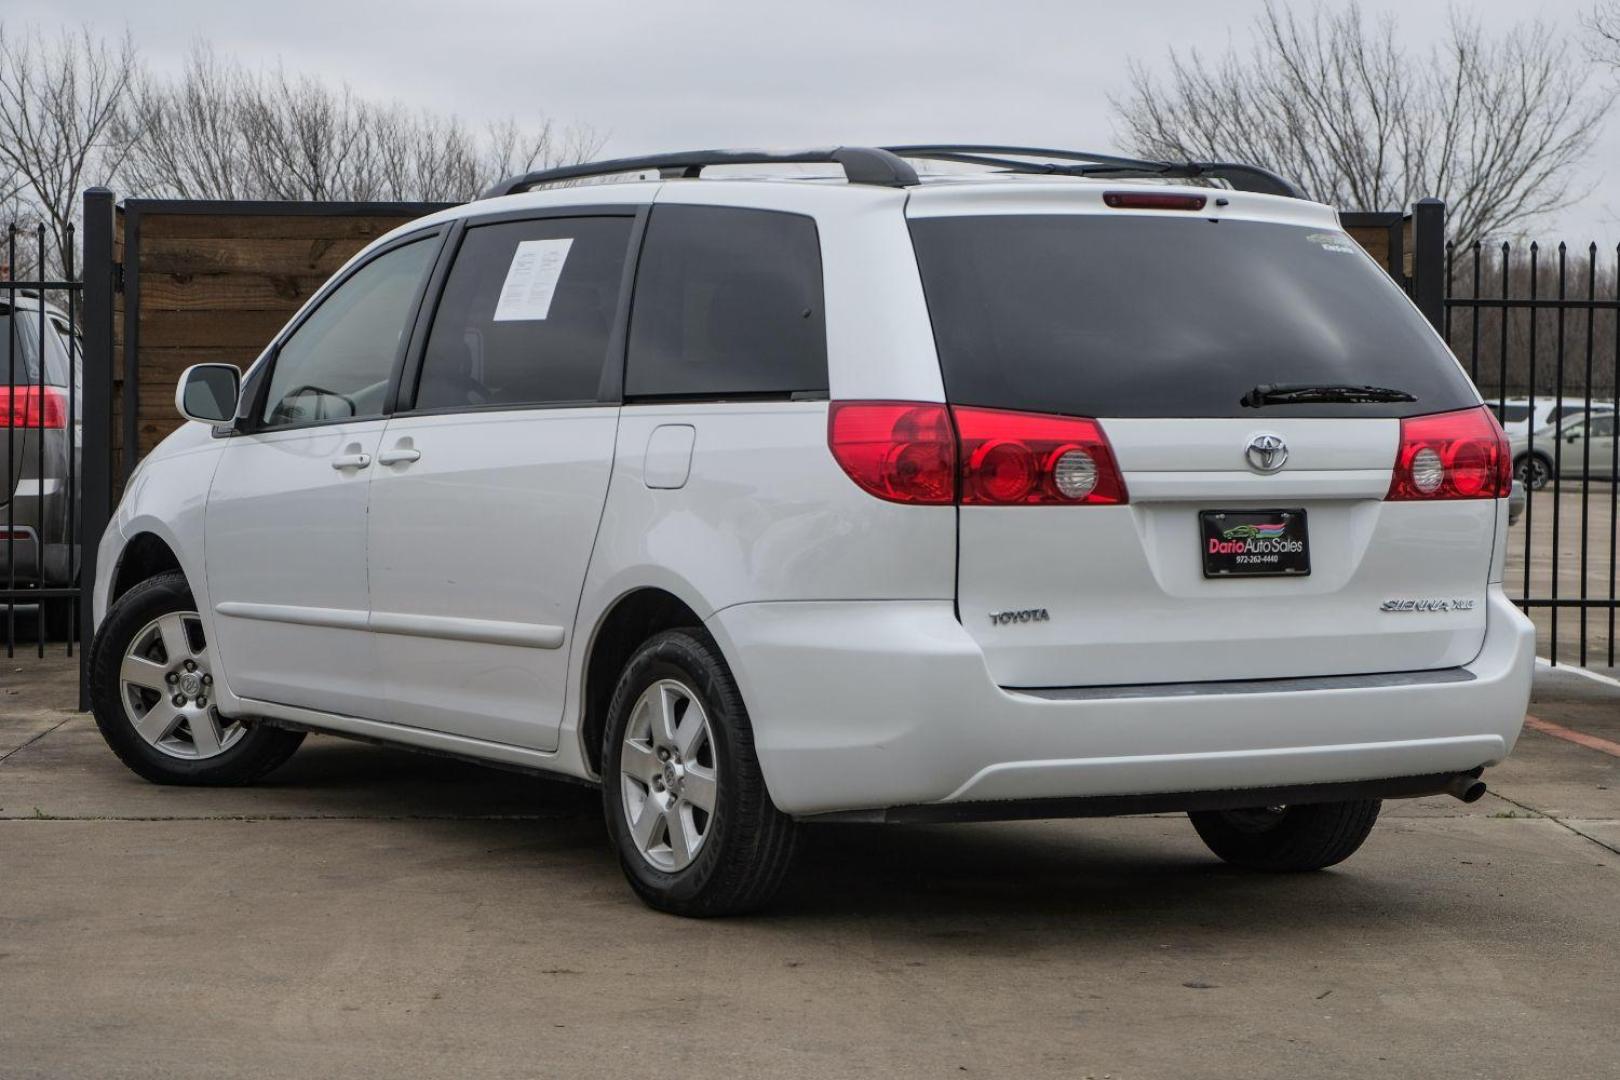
top-left (176, 363), bottom-right (241, 425)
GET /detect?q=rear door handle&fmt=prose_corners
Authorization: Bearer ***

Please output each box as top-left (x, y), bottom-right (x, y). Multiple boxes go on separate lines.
top-left (331, 453), bottom-right (372, 471)
top-left (377, 448), bottom-right (421, 466)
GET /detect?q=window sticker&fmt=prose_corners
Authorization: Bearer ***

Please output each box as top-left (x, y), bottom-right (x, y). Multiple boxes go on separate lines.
top-left (493, 237), bottom-right (574, 321)
top-left (1307, 231), bottom-right (1359, 255)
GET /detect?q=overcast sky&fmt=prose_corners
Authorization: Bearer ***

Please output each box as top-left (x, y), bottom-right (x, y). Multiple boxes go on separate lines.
top-left (17, 0), bottom-right (1617, 240)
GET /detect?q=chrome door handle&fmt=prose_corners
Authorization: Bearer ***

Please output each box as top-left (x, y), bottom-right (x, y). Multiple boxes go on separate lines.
top-left (377, 448), bottom-right (421, 466)
top-left (330, 453), bottom-right (372, 471)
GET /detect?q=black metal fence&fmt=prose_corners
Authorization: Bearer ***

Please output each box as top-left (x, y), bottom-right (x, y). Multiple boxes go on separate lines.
top-left (1438, 224), bottom-right (1620, 668)
top-left (8, 189), bottom-right (1620, 701)
top-left (0, 191), bottom-right (114, 709)
top-left (2, 220), bottom-right (84, 660)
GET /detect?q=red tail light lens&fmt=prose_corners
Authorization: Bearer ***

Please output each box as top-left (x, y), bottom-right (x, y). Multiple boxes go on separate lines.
top-left (954, 406), bottom-right (1127, 505)
top-left (1387, 406), bottom-right (1510, 501)
top-left (827, 402), bottom-right (956, 504)
top-left (0, 386), bottom-right (67, 429)
top-left (828, 402), bottom-right (1127, 506)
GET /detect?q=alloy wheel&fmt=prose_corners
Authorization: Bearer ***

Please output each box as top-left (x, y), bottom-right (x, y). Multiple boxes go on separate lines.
top-left (618, 678), bottom-right (719, 872)
top-left (118, 612), bottom-right (244, 760)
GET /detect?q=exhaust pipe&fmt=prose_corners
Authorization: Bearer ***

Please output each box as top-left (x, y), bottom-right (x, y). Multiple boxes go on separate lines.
top-left (1446, 772), bottom-right (1487, 803)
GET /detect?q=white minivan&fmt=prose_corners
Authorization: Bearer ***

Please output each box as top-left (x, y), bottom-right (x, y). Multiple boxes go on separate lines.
top-left (89, 146), bottom-right (1534, 916)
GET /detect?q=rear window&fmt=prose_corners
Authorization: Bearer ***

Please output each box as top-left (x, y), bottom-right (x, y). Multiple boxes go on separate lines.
top-left (627, 205), bottom-right (827, 399)
top-left (908, 215), bottom-right (1478, 419)
top-left (1493, 404), bottom-right (1532, 423)
top-left (1, 313), bottom-right (72, 386)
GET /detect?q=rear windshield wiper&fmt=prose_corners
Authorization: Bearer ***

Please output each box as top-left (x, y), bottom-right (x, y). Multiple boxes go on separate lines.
top-left (1241, 383), bottom-right (1417, 408)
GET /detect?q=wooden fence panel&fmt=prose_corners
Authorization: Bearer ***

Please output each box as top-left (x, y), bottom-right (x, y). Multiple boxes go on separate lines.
top-left (118, 201), bottom-right (449, 478)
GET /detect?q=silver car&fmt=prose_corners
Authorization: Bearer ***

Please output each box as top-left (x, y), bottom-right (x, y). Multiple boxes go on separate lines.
top-left (2, 292), bottom-right (81, 629)
top-left (1511, 413), bottom-right (1617, 490)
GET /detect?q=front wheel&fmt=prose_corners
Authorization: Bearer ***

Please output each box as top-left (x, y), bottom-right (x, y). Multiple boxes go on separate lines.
top-left (602, 628), bottom-right (797, 916)
top-left (1188, 799), bottom-right (1380, 871)
top-left (1514, 452), bottom-right (1552, 491)
top-left (89, 570), bottom-right (304, 785)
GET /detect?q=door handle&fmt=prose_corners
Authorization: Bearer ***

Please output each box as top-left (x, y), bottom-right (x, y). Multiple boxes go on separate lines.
top-left (377, 448), bottom-right (421, 466)
top-left (330, 453), bottom-right (372, 471)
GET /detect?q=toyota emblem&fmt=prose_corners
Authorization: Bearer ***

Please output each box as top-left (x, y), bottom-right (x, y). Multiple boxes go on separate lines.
top-left (1245, 433), bottom-right (1288, 473)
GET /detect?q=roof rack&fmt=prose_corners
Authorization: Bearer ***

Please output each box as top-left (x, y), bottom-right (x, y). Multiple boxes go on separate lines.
top-left (481, 146), bottom-right (919, 198)
top-left (480, 144), bottom-right (1302, 201)
top-left (881, 145), bottom-right (1302, 199)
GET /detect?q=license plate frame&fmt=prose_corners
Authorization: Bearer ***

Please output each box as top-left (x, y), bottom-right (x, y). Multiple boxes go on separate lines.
top-left (1200, 509), bottom-right (1311, 578)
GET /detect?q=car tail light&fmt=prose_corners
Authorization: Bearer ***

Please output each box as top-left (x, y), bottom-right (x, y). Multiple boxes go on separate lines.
top-left (1103, 191), bottom-right (1208, 211)
top-left (1387, 406), bottom-right (1510, 501)
top-left (954, 406), bottom-right (1127, 505)
top-left (828, 401), bottom-right (1127, 506)
top-left (827, 402), bottom-right (956, 504)
top-left (0, 386), bottom-right (67, 429)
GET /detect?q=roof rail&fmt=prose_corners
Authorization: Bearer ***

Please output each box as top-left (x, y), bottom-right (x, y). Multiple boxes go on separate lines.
top-left (481, 146), bottom-right (919, 198)
top-left (882, 145), bottom-right (1303, 199)
top-left (480, 143), bottom-right (1302, 201)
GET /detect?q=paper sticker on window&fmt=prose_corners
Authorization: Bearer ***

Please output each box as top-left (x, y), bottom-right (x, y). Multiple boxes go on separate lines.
top-left (493, 237), bottom-right (574, 321)
top-left (1307, 232), bottom-right (1358, 255)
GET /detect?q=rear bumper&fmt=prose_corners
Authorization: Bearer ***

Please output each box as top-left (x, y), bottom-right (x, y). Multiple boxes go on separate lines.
top-left (706, 588), bottom-right (1534, 817)
top-left (0, 529), bottom-right (74, 587)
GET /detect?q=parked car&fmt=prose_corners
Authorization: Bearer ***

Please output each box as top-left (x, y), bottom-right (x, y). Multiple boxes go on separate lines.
top-left (1511, 414), bottom-right (1618, 490)
top-left (87, 146), bottom-right (1534, 916)
top-left (2, 291), bottom-right (82, 630)
top-left (1490, 396), bottom-right (1613, 439)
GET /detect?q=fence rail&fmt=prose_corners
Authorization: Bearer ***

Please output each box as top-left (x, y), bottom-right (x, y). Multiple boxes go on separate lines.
top-left (2, 221), bottom-right (85, 662)
top-left (1440, 236), bottom-right (1620, 668)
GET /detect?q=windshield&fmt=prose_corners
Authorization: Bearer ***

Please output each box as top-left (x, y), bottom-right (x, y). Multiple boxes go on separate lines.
top-left (908, 215), bottom-right (1479, 419)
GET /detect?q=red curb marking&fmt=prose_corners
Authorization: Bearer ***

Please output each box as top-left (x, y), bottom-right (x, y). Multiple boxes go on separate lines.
top-left (1524, 714), bottom-right (1620, 759)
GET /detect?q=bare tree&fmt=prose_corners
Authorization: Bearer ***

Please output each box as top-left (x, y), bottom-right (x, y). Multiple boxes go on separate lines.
top-left (118, 48), bottom-right (600, 203)
top-left (1589, 2), bottom-right (1620, 68)
top-left (1113, 2), bottom-right (1611, 245)
top-left (0, 23), bottom-right (137, 265)
top-left (117, 43), bottom-right (252, 200)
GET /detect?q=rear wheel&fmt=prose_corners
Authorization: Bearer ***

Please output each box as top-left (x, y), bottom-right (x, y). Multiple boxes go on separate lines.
top-left (1188, 799), bottom-right (1380, 871)
top-left (602, 628), bottom-right (796, 916)
top-left (89, 570), bottom-right (303, 785)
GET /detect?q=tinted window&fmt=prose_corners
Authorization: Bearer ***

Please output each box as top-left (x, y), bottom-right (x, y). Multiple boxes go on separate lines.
top-left (261, 236), bottom-right (437, 427)
top-left (627, 205), bottom-right (826, 398)
top-left (415, 217), bottom-right (632, 411)
top-left (1494, 404), bottom-right (1531, 423)
top-left (908, 215), bottom-right (1478, 419)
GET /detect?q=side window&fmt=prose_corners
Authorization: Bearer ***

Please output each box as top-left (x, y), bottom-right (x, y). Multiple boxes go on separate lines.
top-left (260, 236), bottom-right (437, 428)
top-left (414, 216), bottom-right (632, 411)
top-left (1591, 415), bottom-right (1616, 438)
top-left (626, 205), bottom-right (827, 399)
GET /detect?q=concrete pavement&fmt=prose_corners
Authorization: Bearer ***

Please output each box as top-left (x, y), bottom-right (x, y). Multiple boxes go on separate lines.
top-left (2, 655), bottom-right (1617, 1080)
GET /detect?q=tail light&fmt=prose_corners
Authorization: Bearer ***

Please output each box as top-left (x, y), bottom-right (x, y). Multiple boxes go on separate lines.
top-left (1387, 406), bottom-right (1510, 501)
top-left (0, 386), bottom-right (67, 429)
top-left (828, 401), bottom-right (1127, 506)
top-left (953, 406), bottom-right (1127, 505)
top-left (827, 402), bottom-right (956, 504)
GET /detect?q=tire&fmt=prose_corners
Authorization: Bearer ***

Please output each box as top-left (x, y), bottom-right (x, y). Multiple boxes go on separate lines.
top-left (89, 570), bottom-right (304, 786)
top-left (601, 627), bottom-right (797, 917)
top-left (1188, 799), bottom-right (1381, 871)
top-left (1514, 452), bottom-right (1552, 491)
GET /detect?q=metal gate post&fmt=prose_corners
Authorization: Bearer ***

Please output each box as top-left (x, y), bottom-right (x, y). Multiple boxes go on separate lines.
top-left (1412, 197), bottom-right (1447, 334)
top-left (78, 188), bottom-right (116, 710)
